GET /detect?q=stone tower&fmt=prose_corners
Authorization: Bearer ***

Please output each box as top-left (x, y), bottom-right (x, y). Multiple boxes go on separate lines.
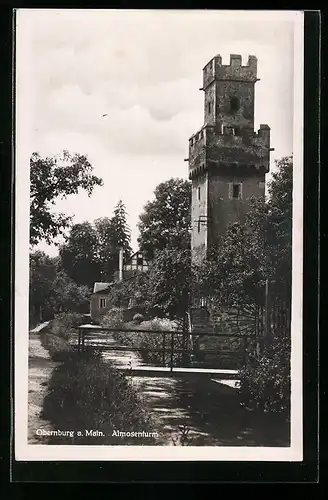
top-left (188, 54), bottom-right (271, 263)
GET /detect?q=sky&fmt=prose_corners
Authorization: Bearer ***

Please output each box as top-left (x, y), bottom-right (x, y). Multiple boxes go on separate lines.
top-left (17, 9), bottom-right (299, 256)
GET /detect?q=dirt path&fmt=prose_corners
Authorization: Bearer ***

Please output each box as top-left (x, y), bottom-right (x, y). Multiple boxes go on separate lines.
top-left (28, 331), bottom-right (58, 444)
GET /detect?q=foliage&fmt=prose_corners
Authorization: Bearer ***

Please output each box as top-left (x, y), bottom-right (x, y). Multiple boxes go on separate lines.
top-left (29, 250), bottom-right (57, 324)
top-left (40, 332), bottom-right (73, 362)
top-left (41, 350), bottom-right (154, 445)
top-left (106, 272), bottom-right (150, 309)
top-left (59, 201), bottom-right (132, 285)
top-left (30, 151), bottom-right (103, 246)
top-left (147, 247), bottom-right (192, 319)
top-left (106, 248), bottom-right (192, 320)
top-left (101, 307), bottom-right (124, 329)
top-left (49, 312), bottom-right (88, 341)
top-left (29, 251), bottom-right (89, 325)
top-left (193, 156), bottom-right (293, 309)
top-left (138, 178), bottom-right (191, 260)
top-left (239, 335), bottom-right (291, 418)
top-left (111, 318), bottom-right (188, 368)
top-left (93, 217), bottom-right (116, 281)
top-left (193, 216), bottom-right (267, 309)
top-left (93, 201), bottom-right (132, 281)
top-left (107, 199), bottom-right (132, 259)
top-left (172, 424), bottom-right (194, 446)
top-left (132, 313), bottom-right (144, 324)
top-left (47, 271), bottom-right (90, 315)
top-left (266, 156), bottom-right (293, 284)
top-left (59, 222), bottom-right (101, 289)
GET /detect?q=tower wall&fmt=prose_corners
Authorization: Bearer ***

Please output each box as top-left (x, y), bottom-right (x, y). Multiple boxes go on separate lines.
top-left (215, 80), bottom-right (255, 129)
top-left (207, 169), bottom-right (265, 249)
top-left (191, 173), bottom-right (208, 263)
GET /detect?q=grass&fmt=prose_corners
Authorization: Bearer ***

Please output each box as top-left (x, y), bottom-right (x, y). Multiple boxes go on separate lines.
top-left (40, 332), bottom-right (73, 361)
top-left (40, 315), bottom-right (157, 446)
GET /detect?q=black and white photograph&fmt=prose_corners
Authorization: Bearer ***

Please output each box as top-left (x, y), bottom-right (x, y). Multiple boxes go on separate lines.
top-left (15, 9), bottom-right (304, 461)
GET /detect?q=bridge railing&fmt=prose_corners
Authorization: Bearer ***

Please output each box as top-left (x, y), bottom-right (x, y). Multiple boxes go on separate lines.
top-left (76, 324), bottom-right (264, 371)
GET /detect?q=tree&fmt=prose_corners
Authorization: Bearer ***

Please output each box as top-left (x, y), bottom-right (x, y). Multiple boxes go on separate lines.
top-left (193, 156), bottom-right (293, 309)
top-left (93, 217), bottom-right (115, 281)
top-left (193, 218), bottom-right (267, 309)
top-left (29, 250), bottom-right (89, 325)
top-left (138, 178), bottom-right (191, 260)
top-left (105, 200), bottom-right (132, 276)
top-left (106, 247), bottom-right (192, 321)
top-left (107, 271), bottom-right (151, 310)
top-left (147, 247), bottom-right (192, 319)
top-left (58, 201), bottom-right (132, 287)
top-left (59, 222), bottom-right (101, 289)
top-left (29, 251), bottom-right (58, 324)
top-left (30, 150), bottom-right (103, 246)
top-left (238, 158), bottom-right (293, 417)
top-left (47, 271), bottom-right (90, 315)
top-left (266, 156), bottom-right (293, 284)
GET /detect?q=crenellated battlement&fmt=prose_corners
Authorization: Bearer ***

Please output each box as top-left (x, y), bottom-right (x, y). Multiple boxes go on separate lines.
top-left (188, 123), bottom-right (270, 148)
top-left (203, 54), bottom-right (258, 89)
top-left (188, 123), bottom-right (270, 180)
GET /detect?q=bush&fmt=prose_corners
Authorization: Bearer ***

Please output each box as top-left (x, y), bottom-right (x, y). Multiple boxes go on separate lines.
top-left (49, 312), bottom-right (87, 341)
top-left (42, 350), bottom-right (155, 445)
top-left (239, 335), bottom-right (291, 418)
top-left (112, 318), bottom-right (191, 367)
top-left (132, 313), bottom-right (144, 324)
top-left (40, 332), bottom-right (73, 362)
top-left (101, 307), bottom-right (124, 329)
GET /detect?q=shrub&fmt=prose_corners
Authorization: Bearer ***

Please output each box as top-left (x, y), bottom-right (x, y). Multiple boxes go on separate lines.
top-left (239, 335), bottom-right (291, 418)
top-left (49, 312), bottom-right (87, 341)
top-left (42, 350), bottom-right (155, 445)
top-left (112, 317), bottom-right (191, 367)
top-left (101, 307), bottom-right (124, 329)
top-left (40, 332), bottom-right (73, 362)
top-left (132, 313), bottom-right (144, 324)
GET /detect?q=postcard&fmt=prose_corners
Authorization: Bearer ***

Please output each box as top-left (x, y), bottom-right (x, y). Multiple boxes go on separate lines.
top-left (15, 9), bottom-right (304, 462)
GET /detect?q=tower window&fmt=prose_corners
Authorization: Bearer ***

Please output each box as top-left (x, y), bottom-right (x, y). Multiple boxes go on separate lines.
top-left (230, 96), bottom-right (240, 113)
top-left (197, 186), bottom-right (201, 200)
top-left (208, 102), bottom-right (212, 114)
top-left (229, 182), bottom-right (243, 200)
top-left (233, 184), bottom-right (240, 198)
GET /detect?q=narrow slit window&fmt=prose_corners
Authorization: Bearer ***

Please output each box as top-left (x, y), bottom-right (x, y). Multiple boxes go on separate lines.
top-left (232, 183), bottom-right (242, 199)
top-left (197, 220), bottom-right (201, 233)
top-left (208, 102), bottom-right (211, 114)
top-left (197, 186), bottom-right (201, 200)
top-left (230, 96), bottom-right (240, 113)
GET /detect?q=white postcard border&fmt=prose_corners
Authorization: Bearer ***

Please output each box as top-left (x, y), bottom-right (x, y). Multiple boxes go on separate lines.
top-left (14, 9), bottom-right (304, 462)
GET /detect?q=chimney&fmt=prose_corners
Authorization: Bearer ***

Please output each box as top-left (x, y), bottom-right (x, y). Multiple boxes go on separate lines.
top-left (118, 247), bottom-right (124, 282)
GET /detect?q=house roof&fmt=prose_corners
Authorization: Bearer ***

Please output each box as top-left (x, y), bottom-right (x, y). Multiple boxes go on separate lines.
top-left (92, 282), bottom-right (111, 294)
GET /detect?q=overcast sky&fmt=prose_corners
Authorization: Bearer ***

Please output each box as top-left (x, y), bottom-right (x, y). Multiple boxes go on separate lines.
top-left (17, 9), bottom-right (300, 256)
